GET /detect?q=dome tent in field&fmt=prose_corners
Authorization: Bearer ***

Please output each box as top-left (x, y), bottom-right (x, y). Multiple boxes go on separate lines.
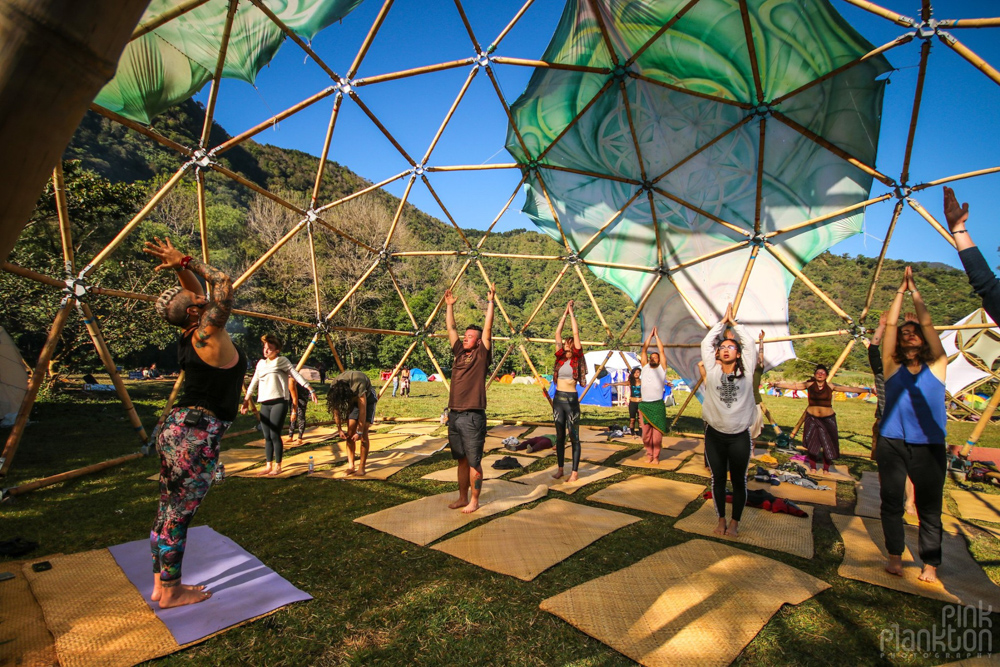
top-left (2, 0), bottom-right (999, 487)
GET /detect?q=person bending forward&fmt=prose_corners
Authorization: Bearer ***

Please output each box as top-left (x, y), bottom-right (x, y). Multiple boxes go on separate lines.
top-left (327, 370), bottom-right (378, 476)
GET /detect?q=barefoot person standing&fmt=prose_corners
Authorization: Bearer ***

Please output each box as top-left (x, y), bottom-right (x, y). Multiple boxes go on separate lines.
top-left (700, 304), bottom-right (757, 538)
top-left (144, 237), bottom-right (247, 608)
top-left (326, 370), bottom-right (378, 476)
top-left (879, 267), bottom-right (948, 583)
top-left (638, 327), bottom-right (668, 463)
top-left (444, 285), bottom-right (494, 513)
top-left (552, 300), bottom-right (587, 482)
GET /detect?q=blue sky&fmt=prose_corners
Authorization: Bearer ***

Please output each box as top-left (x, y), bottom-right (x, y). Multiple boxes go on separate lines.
top-left (199, 0), bottom-right (1000, 270)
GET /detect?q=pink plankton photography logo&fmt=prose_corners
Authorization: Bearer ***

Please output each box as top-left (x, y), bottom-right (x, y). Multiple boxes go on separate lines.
top-left (880, 603), bottom-right (993, 660)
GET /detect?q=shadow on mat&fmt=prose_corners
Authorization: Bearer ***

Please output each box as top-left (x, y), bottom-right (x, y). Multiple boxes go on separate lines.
top-left (195, 561), bottom-right (271, 592)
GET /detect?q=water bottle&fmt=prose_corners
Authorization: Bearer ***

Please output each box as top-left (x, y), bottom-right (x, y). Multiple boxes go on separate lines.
top-left (214, 463), bottom-right (225, 485)
top-left (308, 456), bottom-right (314, 473)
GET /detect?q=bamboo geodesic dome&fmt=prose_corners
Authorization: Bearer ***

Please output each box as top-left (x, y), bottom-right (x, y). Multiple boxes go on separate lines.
top-left (2, 0), bottom-right (999, 484)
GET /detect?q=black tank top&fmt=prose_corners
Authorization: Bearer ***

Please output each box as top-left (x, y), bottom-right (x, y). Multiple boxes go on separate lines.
top-left (174, 331), bottom-right (247, 422)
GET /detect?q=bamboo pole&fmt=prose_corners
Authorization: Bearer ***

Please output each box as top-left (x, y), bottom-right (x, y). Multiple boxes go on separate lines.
top-left (772, 110), bottom-right (895, 187)
top-left (453, 0), bottom-right (482, 52)
top-left (378, 339), bottom-right (421, 401)
top-left (213, 87), bottom-right (338, 156)
top-left (316, 170), bottom-right (410, 213)
top-left (487, 343), bottom-right (516, 388)
top-left (196, 170), bottom-right (209, 267)
top-left (737, 0), bottom-right (764, 103)
top-left (324, 258), bottom-right (382, 322)
top-left (667, 241), bottom-right (751, 277)
top-left (313, 93), bottom-right (342, 199)
top-left (483, 66), bottom-right (533, 159)
top-left (766, 194), bottom-right (893, 239)
top-left (618, 273), bottom-right (664, 342)
top-left (652, 117), bottom-right (754, 186)
top-left (296, 332), bottom-right (321, 372)
top-left (585, 0), bottom-right (620, 66)
top-left (307, 221), bottom-right (323, 319)
top-left (574, 264), bottom-right (613, 338)
top-left (489, 56), bottom-right (610, 75)
top-left (732, 244), bottom-right (760, 315)
top-left (906, 197), bottom-right (958, 249)
top-left (518, 343), bottom-right (553, 408)
top-left (536, 78), bottom-right (616, 162)
top-left (479, 252), bottom-right (564, 261)
top-left (422, 66), bottom-right (479, 165)
top-left (387, 266), bottom-right (419, 328)
top-left (629, 72), bottom-right (753, 109)
top-left (667, 274), bottom-right (711, 328)
top-left (246, 0), bottom-right (340, 81)
top-left (325, 333), bottom-right (346, 373)
top-left (474, 260), bottom-right (517, 335)
top-left (625, 0), bottom-right (699, 66)
top-left (577, 189), bottom-right (645, 256)
top-left (860, 199), bottom-right (904, 320)
top-left (534, 171), bottom-right (573, 251)
top-left (580, 259), bottom-right (659, 273)
top-left (938, 31), bottom-right (1000, 87)
top-left (670, 377), bottom-right (703, 431)
top-left (348, 0), bottom-right (394, 79)
top-left (652, 186), bottom-right (751, 238)
top-left (489, 0), bottom-right (535, 51)
top-left (912, 166), bottom-right (1000, 191)
top-left (3, 452), bottom-right (145, 498)
top-left (132, 0), bottom-right (212, 40)
top-left (84, 165), bottom-right (190, 276)
top-left (771, 35), bottom-right (911, 105)
top-left (89, 104), bottom-right (194, 157)
top-left (383, 174), bottom-right (417, 247)
top-left (838, 0), bottom-right (917, 27)
top-left (422, 259), bottom-right (473, 330)
top-left (520, 264), bottom-right (571, 333)
top-left (960, 387), bottom-right (1000, 457)
top-left (147, 371), bottom-right (186, 447)
top-left (421, 175), bottom-right (475, 249)
top-left (0, 262), bottom-right (65, 287)
top-left (233, 310), bottom-right (315, 327)
top-left (391, 251), bottom-right (465, 257)
top-left (764, 330), bottom-right (852, 343)
top-left (349, 92), bottom-right (417, 166)
top-left (0, 300), bottom-right (74, 476)
top-left (765, 243), bottom-right (853, 322)
top-left (425, 164), bottom-right (521, 172)
top-left (354, 58), bottom-right (475, 87)
top-left (233, 219), bottom-right (308, 289)
top-left (476, 175), bottom-right (527, 247)
top-left (753, 118), bottom-right (766, 232)
top-left (619, 81), bottom-right (647, 182)
top-left (536, 164), bottom-right (641, 186)
top-left (939, 18), bottom-right (1000, 29)
top-left (423, 341), bottom-right (451, 392)
top-left (900, 40), bottom-right (931, 186)
top-left (789, 339), bottom-right (856, 439)
top-left (77, 301), bottom-right (147, 442)
top-left (53, 163), bottom-right (74, 275)
top-left (200, 0), bottom-right (239, 148)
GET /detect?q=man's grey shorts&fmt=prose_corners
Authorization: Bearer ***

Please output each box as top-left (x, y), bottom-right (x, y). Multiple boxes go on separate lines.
top-left (448, 409), bottom-right (486, 469)
top-left (348, 389), bottom-right (377, 423)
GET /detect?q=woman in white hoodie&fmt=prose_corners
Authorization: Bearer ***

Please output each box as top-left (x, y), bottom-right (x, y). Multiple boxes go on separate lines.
top-left (241, 334), bottom-right (315, 475)
top-left (699, 304), bottom-right (758, 537)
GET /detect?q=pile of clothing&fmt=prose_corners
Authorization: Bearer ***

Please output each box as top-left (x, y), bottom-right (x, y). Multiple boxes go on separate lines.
top-left (751, 464), bottom-right (832, 491)
top-left (503, 435), bottom-right (554, 453)
top-left (704, 488), bottom-right (808, 517)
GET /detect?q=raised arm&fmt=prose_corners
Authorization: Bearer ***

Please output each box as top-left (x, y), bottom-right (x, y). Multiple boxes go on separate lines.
top-left (654, 327), bottom-right (666, 365)
top-left (908, 267), bottom-right (946, 364)
top-left (757, 330), bottom-right (765, 369)
top-left (144, 237), bottom-right (204, 296)
top-left (555, 305), bottom-right (568, 349)
top-left (640, 327), bottom-right (654, 365)
top-left (482, 286), bottom-right (495, 350)
top-left (568, 300), bottom-right (581, 349)
top-left (945, 188), bottom-right (1000, 323)
top-left (770, 379), bottom-right (809, 391)
top-left (700, 319), bottom-right (727, 368)
top-left (731, 322), bottom-right (756, 372)
top-left (445, 288), bottom-right (459, 347)
top-left (882, 270), bottom-right (908, 376)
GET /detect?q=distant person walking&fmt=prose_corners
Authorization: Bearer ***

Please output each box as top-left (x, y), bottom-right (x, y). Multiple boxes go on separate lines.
top-left (444, 285), bottom-right (494, 513)
top-left (552, 300), bottom-right (587, 482)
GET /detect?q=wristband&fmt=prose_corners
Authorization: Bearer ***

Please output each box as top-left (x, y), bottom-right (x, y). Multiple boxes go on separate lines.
top-left (953, 230), bottom-right (968, 235)
top-left (180, 255), bottom-right (193, 270)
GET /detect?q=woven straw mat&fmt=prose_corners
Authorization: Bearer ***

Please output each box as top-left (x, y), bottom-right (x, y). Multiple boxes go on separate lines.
top-left (0, 559), bottom-right (57, 667)
top-left (588, 475), bottom-right (705, 517)
top-left (421, 454), bottom-right (536, 481)
top-left (512, 462), bottom-right (621, 494)
top-left (674, 501), bottom-right (814, 559)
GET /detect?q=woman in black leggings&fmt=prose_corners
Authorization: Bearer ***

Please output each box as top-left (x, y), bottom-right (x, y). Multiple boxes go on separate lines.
top-left (698, 304), bottom-right (758, 537)
top-left (241, 335), bottom-right (314, 475)
top-left (552, 300), bottom-right (586, 482)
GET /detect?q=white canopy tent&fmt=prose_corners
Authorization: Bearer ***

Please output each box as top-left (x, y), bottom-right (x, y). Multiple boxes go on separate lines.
top-left (0, 326), bottom-right (28, 427)
top-left (940, 309), bottom-right (999, 414)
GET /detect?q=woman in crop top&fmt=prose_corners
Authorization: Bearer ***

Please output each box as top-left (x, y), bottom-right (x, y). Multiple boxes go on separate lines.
top-left (878, 266), bottom-right (948, 583)
top-left (771, 367), bottom-right (867, 473)
top-left (605, 367), bottom-right (644, 436)
top-left (241, 334), bottom-right (315, 475)
top-left (552, 300), bottom-right (587, 481)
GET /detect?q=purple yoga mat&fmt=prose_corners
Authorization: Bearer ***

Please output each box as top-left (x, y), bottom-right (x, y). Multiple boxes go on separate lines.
top-left (108, 525), bottom-right (312, 645)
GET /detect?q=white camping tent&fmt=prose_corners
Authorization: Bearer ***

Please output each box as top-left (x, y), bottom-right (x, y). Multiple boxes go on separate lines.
top-left (0, 326), bottom-right (28, 427)
top-left (583, 350), bottom-right (641, 387)
top-left (940, 308), bottom-right (999, 407)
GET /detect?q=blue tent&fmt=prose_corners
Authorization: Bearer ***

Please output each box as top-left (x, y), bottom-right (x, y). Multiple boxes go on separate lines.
top-left (409, 368), bottom-right (428, 382)
top-left (548, 380), bottom-right (612, 407)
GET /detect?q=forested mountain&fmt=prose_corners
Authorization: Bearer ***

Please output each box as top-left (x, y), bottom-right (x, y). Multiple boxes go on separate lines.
top-left (3, 100), bottom-right (986, 380)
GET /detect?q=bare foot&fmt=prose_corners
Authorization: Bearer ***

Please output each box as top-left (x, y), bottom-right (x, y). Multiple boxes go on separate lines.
top-left (552, 468), bottom-right (564, 480)
top-left (904, 505), bottom-right (917, 516)
top-left (713, 517), bottom-right (727, 535)
top-left (918, 565), bottom-right (938, 583)
top-left (158, 585), bottom-right (212, 608)
top-left (568, 471), bottom-right (579, 483)
top-left (267, 466), bottom-right (281, 476)
top-left (256, 465), bottom-right (273, 477)
top-left (448, 496), bottom-right (469, 510)
top-left (343, 466), bottom-right (356, 476)
top-left (725, 520), bottom-right (739, 537)
top-left (151, 580), bottom-right (205, 602)
top-left (356, 467), bottom-right (366, 477)
top-left (885, 555), bottom-right (904, 577)
top-left (461, 500), bottom-right (480, 514)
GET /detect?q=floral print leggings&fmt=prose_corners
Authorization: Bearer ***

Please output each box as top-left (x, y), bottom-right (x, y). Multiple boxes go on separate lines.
top-left (151, 407), bottom-right (230, 583)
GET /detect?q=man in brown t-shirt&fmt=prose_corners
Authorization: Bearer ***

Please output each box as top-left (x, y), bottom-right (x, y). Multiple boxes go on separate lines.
top-left (445, 285), bottom-right (494, 513)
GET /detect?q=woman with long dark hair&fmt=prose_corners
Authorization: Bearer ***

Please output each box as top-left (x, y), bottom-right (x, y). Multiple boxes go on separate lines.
top-left (552, 300), bottom-right (587, 481)
top-left (605, 366), bottom-right (644, 435)
top-left (878, 266), bottom-right (948, 583)
top-left (699, 304), bottom-right (757, 537)
top-left (770, 366), bottom-right (868, 473)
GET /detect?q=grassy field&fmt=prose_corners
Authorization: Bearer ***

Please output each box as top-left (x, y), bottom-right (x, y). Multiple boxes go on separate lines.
top-left (2, 379), bottom-right (1000, 666)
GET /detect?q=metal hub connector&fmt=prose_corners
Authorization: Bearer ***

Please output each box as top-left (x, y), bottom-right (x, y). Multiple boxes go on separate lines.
top-left (64, 276), bottom-right (90, 300)
top-left (611, 64), bottom-right (629, 82)
top-left (476, 52), bottom-right (491, 68)
top-left (917, 20), bottom-right (939, 40)
top-left (565, 253), bottom-right (581, 265)
top-left (192, 149), bottom-right (212, 169)
top-left (413, 165), bottom-right (425, 176)
top-left (750, 234), bottom-right (766, 248)
top-left (336, 77), bottom-right (353, 95)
